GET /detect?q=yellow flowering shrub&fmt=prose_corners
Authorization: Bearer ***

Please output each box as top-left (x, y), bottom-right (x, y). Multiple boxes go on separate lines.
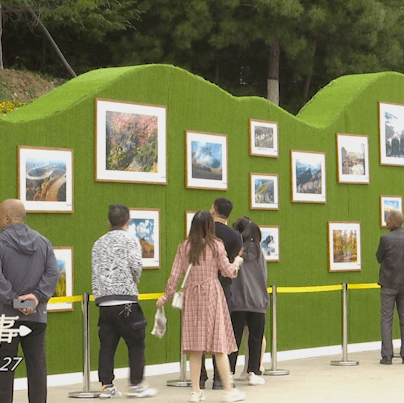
top-left (0, 100), bottom-right (24, 115)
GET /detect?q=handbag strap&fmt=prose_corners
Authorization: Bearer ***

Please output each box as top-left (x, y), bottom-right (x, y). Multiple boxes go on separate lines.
top-left (179, 263), bottom-right (192, 291)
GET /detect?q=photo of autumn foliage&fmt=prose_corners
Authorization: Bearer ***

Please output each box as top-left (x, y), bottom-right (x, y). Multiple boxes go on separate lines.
top-left (106, 111), bottom-right (158, 173)
top-left (332, 230), bottom-right (358, 263)
top-left (96, 99), bottom-right (167, 184)
top-left (48, 247), bottom-right (73, 312)
top-left (328, 222), bottom-right (361, 272)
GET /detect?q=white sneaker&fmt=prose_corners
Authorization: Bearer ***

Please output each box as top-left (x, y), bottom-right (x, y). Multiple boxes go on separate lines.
top-left (223, 388), bottom-right (245, 402)
top-left (248, 372), bottom-right (265, 386)
top-left (190, 390), bottom-right (205, 402)
top-left (126, 383), bottom-right (157, 398)
top-left (99, 385), bottom-right (122, 399)
top-left (234, 372), bottom-right (248, 381)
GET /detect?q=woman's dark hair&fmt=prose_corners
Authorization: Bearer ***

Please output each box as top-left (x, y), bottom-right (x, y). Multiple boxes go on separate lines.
top-left (232, 215), bottom-right (252, 234)
top-left (188, 210), bottom-right (217, 264)
top-left (233, 216), bottom-right (261, 258)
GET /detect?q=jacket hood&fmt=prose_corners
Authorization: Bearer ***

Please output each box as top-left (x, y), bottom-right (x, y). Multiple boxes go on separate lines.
top-left (1, 224), bottom-right (39, 255)
top-left (242, 241), bottom-right (260, 263)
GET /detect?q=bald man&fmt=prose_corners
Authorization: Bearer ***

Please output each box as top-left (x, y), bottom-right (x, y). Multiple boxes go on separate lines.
top-left (0, 199), bottom-right (59, 403)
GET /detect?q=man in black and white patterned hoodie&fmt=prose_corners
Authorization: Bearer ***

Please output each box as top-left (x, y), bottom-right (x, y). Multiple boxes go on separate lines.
top-left (92, 203), bottom-right (157, 399)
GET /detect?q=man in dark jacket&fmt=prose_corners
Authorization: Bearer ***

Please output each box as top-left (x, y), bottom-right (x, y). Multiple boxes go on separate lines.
top-left (0, 199), bottom-right (59, 403)
top-left (200, 198), bottom-right (243, 389)
top-left (376, 210), bottom-right (404, 364)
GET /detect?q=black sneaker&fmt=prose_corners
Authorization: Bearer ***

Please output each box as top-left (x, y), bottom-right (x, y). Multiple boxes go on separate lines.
top-left (380, 357), bottom-right (392, 365)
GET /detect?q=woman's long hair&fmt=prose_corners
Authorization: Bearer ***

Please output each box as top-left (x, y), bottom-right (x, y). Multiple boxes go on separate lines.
top-left (187, 210), bottom-right (217, 265)
top-left (233, 216), bottom-right (262, 258)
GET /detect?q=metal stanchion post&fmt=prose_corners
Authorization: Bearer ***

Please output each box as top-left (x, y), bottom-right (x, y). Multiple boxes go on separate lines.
top-left (69, 293), bottom-right (100, 398)
top-left (264, 285), bottom-right (289, 376)
top-left (166, 312), bottom-right (191, 387)
top-left (331, 283), bottom-right (359, 366)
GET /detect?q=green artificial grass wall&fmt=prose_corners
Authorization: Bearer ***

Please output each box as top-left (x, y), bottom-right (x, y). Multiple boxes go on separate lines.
top-left (2, 65), bottom-right (402, 377)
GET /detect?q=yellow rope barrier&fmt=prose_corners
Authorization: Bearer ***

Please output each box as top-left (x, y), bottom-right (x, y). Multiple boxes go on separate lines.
top-left (276, 284), bottom-right (343, 293)
top-left (47, 283), bottom-right (380, 304)
top-left (48, 295), bottom-right (83, 303)
top-left (348, 283), bottom-right (380, 290)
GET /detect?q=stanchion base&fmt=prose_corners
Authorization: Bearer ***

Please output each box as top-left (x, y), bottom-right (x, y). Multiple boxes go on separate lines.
top-left (330, 360), bottom-right (359, 366)
top-left (166, 379), bottom-right (192, 387)
top-left (68, 391), bottom-right (101, 398)
top-left (263, 369), bottom-right (289, 376)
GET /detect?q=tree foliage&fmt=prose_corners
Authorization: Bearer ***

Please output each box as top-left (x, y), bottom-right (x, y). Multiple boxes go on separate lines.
top-left (2, 0), bottom-right (404, 113)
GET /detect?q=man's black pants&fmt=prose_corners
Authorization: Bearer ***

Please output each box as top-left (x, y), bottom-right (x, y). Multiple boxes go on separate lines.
top-left (98, 303), bottom-right (147, 386)
top-left (0, 320), bottom-right (47, 403)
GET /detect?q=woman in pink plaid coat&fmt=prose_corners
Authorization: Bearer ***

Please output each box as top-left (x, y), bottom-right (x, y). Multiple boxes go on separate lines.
top-left (157, 210), bottom-right (245, 402)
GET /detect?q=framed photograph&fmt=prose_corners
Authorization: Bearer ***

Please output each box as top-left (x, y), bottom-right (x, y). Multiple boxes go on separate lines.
top-left (18, 146), bottom-right (73, 213)
top-left (48, 247), bottom-right (74, 312)
top-left (380, 196), bottom-right (403, 227)
top-left (250, 173), bottom-right (279, 210)
top-left (291, 150), bottom-right (326, 203)
top-left (128, 209), bottom-right (160, 269)
top-left (249, 119), bottom-right (279, 157)
top-left (336, 134), bottom-right (370, 184)
top-left (185, 131), bottom-right (228, 191)
top-left (95, 98), bottom-right (167, 184)
top-left (379, 102), bottom-right (404, 166)
top-left (185, 211), bottom-right (197, 238)
top-left (328, 222), bottom-right (361, 272)
top-left (259, 225), bottom-right (280, 262)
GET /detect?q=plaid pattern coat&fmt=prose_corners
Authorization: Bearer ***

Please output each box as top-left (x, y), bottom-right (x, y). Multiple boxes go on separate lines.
top-left (160, 239), bottom-right (238, 354)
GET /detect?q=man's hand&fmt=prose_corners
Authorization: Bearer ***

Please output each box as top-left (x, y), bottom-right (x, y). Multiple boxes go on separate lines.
top-left (18, 294), bottom-right (39, 315)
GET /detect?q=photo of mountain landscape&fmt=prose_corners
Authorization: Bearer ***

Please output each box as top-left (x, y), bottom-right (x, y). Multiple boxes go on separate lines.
top-left (250, 173), bottom-right (279, 210)
top-left (186, 131), bottom-right (228, 190)
top-left (291, 150), bottom-right (326, 203)
top-left (18, 146), bottom-right (73, 213)
top-left (96, 99), bottom-right (167, 184)
top-left (379, 102), bottom-right (404, 166)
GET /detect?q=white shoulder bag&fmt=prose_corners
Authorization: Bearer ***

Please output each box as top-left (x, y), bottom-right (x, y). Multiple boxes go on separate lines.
top-left (172, 263), bottom-right (192, 310)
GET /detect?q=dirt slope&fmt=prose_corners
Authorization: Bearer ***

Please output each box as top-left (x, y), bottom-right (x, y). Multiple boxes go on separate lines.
top-left (0, 69), bottom-right (65, 104)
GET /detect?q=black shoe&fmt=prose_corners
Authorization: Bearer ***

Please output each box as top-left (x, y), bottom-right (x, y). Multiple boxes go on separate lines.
top-left (212, 379), bottom-right (223, 390)
top-left (199, 380), bottom-right (206, 390)
top-left (380, 357), bottom-right (392, 364)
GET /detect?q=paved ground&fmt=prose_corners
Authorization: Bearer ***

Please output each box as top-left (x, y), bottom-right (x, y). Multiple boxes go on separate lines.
top-left (13, 350), bottom-right (404, 402)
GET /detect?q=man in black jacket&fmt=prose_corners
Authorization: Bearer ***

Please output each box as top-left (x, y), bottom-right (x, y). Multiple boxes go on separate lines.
top-left (0, 199), bottom-right (59, 403)
top-left (200, 198), bottom-right (242, 389)
top-left (376, 210), bottom-right (404, 364)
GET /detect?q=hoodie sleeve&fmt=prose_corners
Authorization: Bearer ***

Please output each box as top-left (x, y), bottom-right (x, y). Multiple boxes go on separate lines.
top-left (0, 258), bottom-right (18, 305)
top-left (32, 241), bottom-right (59, 302)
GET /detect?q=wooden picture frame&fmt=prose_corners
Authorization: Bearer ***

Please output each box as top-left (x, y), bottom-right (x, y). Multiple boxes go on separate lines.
top-left (185, 211), bottom-right (197, 238)
top-left (328, 222), bottom-right (361, 272)
top-left (128, 208), bottom-right (160, 269)
top-left (336, 133), bottom-right (370, 184)
top-left (48, 247), bottom-right (74, 312)
top-left (379, 101), bottom-right (404, 166)
top-left (185, 131), bottom-right (228, 191)
top-left (18, 146), bottom-right (73, 213)
top-left (249, 119), bottom-right (279, 158)
top-left (380, 195), bottom-right (403, 227)
top-left (291, 150), bottom-right (326, 203)
top-left (259, 225), bottom-right (280, 262)
top-left (250, 173), bottom-right (279, 210)
top-left (95, 98), bottom-right (167, 184)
